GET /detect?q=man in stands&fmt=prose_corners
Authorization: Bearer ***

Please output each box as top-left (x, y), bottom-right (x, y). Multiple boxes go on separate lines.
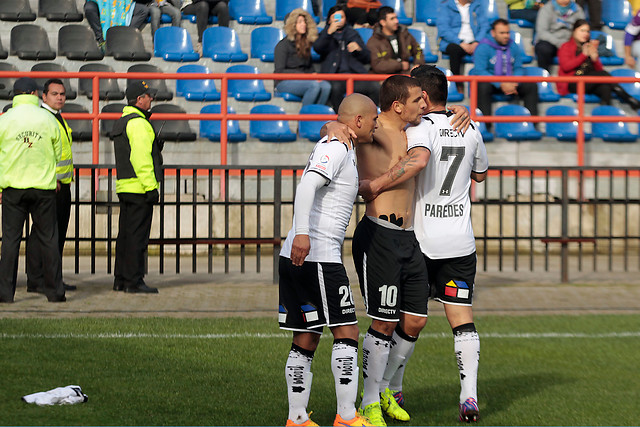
top-left (473, 19), bottom-right (539, 130)
top-left (367, 6), bottom-right (425, 74)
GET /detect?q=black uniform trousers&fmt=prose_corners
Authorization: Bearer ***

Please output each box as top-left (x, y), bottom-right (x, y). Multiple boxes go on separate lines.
top-left (26, 183), bottom-right (71, 291)
top-left (114, 192), bottom-right (154, 290)
top-left (0, 188), bottom-right (63, 302)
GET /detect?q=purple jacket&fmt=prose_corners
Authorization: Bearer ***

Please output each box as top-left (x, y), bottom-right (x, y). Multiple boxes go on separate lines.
top-left (625, 10), bottom-right (640, 46)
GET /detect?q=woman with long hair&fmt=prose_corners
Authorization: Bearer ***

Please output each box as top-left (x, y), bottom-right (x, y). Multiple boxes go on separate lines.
top-left (558, 19), bottom-right (640, 109)
top-left (274, 9), bottom-right (331, 106)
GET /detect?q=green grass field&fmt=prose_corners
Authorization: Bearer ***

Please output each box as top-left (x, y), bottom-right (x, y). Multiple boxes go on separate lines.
top-left (0, 314), bottom-right (638, 426)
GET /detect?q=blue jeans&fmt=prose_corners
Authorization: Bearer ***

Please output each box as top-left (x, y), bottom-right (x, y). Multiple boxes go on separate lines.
top-left (276, 79), bottom-right (331, 106)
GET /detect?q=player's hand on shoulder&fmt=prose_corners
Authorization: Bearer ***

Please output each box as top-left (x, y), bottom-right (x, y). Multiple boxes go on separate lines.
top-left (448, 105), bottom-right (471, 134)
top-left (323, 121), bottom-right (356, 145)
top-left (291, 234), bottom-right (310, 266)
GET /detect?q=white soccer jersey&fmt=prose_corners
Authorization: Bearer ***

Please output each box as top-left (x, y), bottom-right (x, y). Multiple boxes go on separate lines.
top-left (281, 137), bottom-right (358, 263)
top-left (407, 111), bottom-right (489, 259)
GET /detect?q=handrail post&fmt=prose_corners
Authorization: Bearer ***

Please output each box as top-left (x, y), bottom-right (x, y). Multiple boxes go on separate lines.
top-left (273, 168), bottom-right (282, 284)
top-left (576, 80), bottom-right (585, 167)
top-left (92, 76), bottom-right (101, 193)
top-left (560, 169), bottom-right (569, 283)
top-left (220, 76), bottom-right (228, 200)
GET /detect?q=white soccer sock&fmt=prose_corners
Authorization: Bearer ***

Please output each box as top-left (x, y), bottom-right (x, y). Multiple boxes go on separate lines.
top-left (285, 344), bottom-right (315, 423)
top-left (361, 327), bottom-right (392, 407)
top-left (383, 326), bottom-right (418, 392)
top-left (331, 338), bottom-right (359, 420)
top-left (453, 323), bottom-right (480, 404)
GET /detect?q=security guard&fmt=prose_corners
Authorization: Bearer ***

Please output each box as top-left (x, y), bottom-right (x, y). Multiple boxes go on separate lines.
top-left (26, 79), bottom-right (77, 293)
top-left (0, 77), bottom-right (65, 303)
top-left (112, 81), bottom-right (162, 294)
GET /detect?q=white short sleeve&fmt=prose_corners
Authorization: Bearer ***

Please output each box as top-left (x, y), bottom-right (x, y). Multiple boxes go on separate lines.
top-left (472, 132), bottom-right (489, 174)
top-left (406, 118), bottom-right (434, 153)
top-left (305, 138), bottom-right (349, 182)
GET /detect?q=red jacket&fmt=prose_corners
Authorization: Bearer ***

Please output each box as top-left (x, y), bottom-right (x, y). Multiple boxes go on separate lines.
top-left (556, 38), bottom-right (604, 96)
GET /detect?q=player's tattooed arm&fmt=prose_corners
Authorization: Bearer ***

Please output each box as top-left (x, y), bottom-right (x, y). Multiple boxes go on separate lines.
top-left (359, 146), bottom-right (430, 201)
top-left (447, 105), bottom-right (471, 134)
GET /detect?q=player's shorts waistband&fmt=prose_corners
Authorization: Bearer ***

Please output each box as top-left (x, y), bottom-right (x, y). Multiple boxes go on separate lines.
top-left (365, 215), bottom-right (414, 232)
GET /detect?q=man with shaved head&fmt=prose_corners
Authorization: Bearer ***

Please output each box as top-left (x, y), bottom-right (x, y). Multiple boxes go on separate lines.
top-left (279, 94), bottom-right (378, 427)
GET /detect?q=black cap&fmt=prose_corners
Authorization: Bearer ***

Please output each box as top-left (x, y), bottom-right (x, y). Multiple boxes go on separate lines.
top-left (126, 81), bottom-right (156, 102)
top-left (13, 77), bottom-right (38, 95)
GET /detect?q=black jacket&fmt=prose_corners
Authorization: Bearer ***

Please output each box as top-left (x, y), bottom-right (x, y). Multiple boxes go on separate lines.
top-left (312, 25), bottom-right (370, 74)
top-left (273, 38), bottom-right (315, 86)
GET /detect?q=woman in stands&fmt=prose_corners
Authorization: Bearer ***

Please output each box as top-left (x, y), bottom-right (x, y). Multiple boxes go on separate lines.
top-left (274, 9), bottom-right (332, 106)
top-left (180, 0), bottom-right (230, 54)
top-left (558, 19), bottom-right (640, 109)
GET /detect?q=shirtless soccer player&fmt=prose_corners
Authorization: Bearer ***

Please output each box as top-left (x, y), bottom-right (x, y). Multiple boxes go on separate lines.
top-left (279, 94), bottom-right (378, 427)
top-left (361, 65), bottom-right (489, 423)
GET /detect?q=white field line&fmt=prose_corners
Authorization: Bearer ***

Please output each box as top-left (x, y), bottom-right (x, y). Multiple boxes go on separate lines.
top-left (0, 331), bottom-right (639, 340)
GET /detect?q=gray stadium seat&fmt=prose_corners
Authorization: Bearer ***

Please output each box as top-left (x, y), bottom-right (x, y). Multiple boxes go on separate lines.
top-left (0, 0), bottom-right (36, 21)
top-left (61, 103), bottom-right (92, 141)
top-left (100, 103), bottom-right (126, 138)
top-left (149, 104), bottom-right (197, 141)
top-left (78, 63), bottom-right (124, 101)
top-left (105, 26), bottom-right (151, 61)
top-left (31, 63), bottom-right (77, 100)
top-left (38, 0), bottom-right (83, 22)
top-left (58, 25), bottom-right (104, 61)
top-left (10, 24), bottom-right (56, 60)
top-left (127, 64), bottom-right (173, 101)
top-left (0, 35), bottom-right (8, 59)
top-left (0, 63), bottom-right (18, 99)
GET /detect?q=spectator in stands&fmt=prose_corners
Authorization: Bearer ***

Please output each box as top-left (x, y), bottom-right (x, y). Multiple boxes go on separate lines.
top-left (180, 0), bottom-right (230, 54)
top-left (84, 0), bottom-right (151, 50)
top-left (342, 0), bottom-right (382, 28)
top-left (274, 9), bottom-right (332, 106)
top-left (505, 0), bottom-right (543, 35)
top-left (474, 19), bottom-right (539, 130)
top-left (534, 0), bottom-right (584, 72)
top-left (558, 19), bottom-right (640, 109)
top-left (575, 0), bottom-right (601, 30)
top-left (624, 8), bottom-right (640, 72)
top-left (437, 0), bottom-right (490, 92)
top-left (313, 5), bottom-right (380, 112)
top-left (367, 6), bottom-right (425, 74)
top-left (149, 0), bottom-right (182, 41)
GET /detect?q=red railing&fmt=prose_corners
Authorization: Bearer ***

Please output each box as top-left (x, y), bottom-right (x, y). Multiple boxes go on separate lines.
top-left (1, 70), bottom-right (639, 167)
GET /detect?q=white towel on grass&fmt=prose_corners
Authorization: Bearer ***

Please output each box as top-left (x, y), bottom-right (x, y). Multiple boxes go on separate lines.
top-left (22, 385), bottom-right (88, 406)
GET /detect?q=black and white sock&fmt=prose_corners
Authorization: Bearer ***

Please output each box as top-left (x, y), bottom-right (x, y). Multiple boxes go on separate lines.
top-left (331, 338), bottom-right (359, 420)
top-left (383, 325), bottom-right (418, 392)
top-left (453, 323), bottom-right (479, 404)
top-left (285, 343), bottom-right (315, 423)
top-left (361, 327), bottom-right (392, 407)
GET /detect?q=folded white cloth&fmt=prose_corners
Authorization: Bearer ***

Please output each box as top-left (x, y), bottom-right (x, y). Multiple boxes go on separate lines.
top-left (22, 385), bottom-right (88, 406)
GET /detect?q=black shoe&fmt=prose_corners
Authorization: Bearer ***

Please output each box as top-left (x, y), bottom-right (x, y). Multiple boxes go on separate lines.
top-left (27, 287), bottom-right (44, 294)
top-left (113, 283), bottom-right (124, 291)
top-left (47, 295), bottom-right (66, 302)
top-left (125, 283), bottom-right (158, 294)
top-left (63, 283), bottom-right (77, 291)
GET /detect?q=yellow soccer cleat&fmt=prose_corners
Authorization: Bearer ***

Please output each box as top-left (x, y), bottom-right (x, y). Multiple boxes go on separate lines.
top-left (333, 413), bottom-right (375, 426)
top-left (360, 402), bottom-right (387, 427)
top-left (380, 387), bottom-right (410, 421)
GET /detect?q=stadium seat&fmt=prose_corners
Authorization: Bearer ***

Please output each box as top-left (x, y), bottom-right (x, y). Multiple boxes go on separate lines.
top-left (100, 103), bottom-right (126, 138)
top-left (601, 0), bottom-right (633, 30)
top-left (2, 103), bottom-right (11, 112)
top-left (407, 28), bottom-right (439, 63)
top-left (58, 24), bottom-right (104, 61)
top-left (127, 64), bottom-right (174, 101)
top-left (508, 7), bottom-right (534, 28)
top-left (202, 27), bottom-right (248, 62)
top-left (183, 14), bottom-right (217, 25)
top-left (590, 31), bottom-right (624, 66)
top-left (469, 107), bottom-right (494, 142)
top-left (153, 27), bottom-right (199, 62)
top-left (611, 69), bottom-right (640, 101)
top-left (591, 105), bottom-right (637, 142)
top-left (105, 26), bottom-right (152, 61)
top-left (0, 63), bottom-right (17, 99)
top-left (176, 64), bottom-right (221, 101)
top-left (149, 104), bottom-right (198, 142)
top-left (298, 104), bottom-right (335, 141)
top-left (563, 93), bottom-right (601, 103)
top-left (229, 0), bottom-right (273, 24)
top-left (200, 104), bottom-right (247, 142)
top-left (494, 104), bottom-right (543, 141)
top-left (61, 103), bottom-right (92, 141)
top-left (437, 67), bottom-right (464, 102)
top-left (78, 63), bottom-right (125, 101)
top-left (276, 0), bottom-right (319, 22)
top-left (523, 66), bottom-right (560, 102)
top-left (226, 65), bottom-right (272, 101)
top-left (0, 35), bottom-right (8, 59)
top-left (356, 28), bottom-right (373, 45)
top-left (380, 0), bottom-right (412, 25)
top-left (250, 104), bottom-right (297, 142)
top-left (545, 105), bottom-right (592, 142)
top-left (251, 27), bottom-right (284, 62)
top-left (511, 31), bottom-right (532, 64)
top-left (0, 0), bottom-right (36, 21)
top-left (38, 0), bottom-right (83, 22)
top-left (274, 89), bottom-right (302, 102)
top-left (480, 0), bottom-right (500, 22)
top-left (31, 63), bottom-right (78, 100)
top-left (415, 0), bottom-right (438, 25)
top-left (10, 24), bottom-right (56, 60)
top-left (322, 0), bottom-right (336, 19)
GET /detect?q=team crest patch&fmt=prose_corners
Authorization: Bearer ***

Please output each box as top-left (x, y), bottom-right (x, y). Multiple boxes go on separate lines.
top-left (300, 304), bottom-right (319, 323)
top-left (444, 280), bottom-right (469, 299)
top-left (278, 305), bottom-right (287, 323)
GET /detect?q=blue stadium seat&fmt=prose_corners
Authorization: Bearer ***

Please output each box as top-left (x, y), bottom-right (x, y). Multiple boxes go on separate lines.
top-left (590, 31), bottom-right (624, 66)
top-left (507, 7), bottom-right (534, 29)
top-left (481, 0), bottom-right (500, 22)
top-left (203, 26), bottom-right (248, 62)
top-left (591, 105), bottom-right (637, 142)
top-left (471, 107), bottom-right (494, 142)
top-left (299, 104), bottom-right (335, 141)
top-left (437, 67), bottom-right (464, 102)
top-left (495, 104), bottom-right (543, 141)
top-left (149, 103), bottom-right (197, 142)
top-left (545, 105), bottom-right (592, 142)
top-left (274, 90), bottom-right (303, 102)
top-left (415, 0), bottom-right (438, 25)
top-left (563, 93), bottom-right (601, 103)
top-left (250, 104), bottom-right (297, 142)
top-left (154, 27), bottom-right (199, 62)
top-left (523, 66), bottom-right (560, 102)
top-left (276, 0), bottom-right (319, 22)
top-left (356, 28), bottom-right (373, 44)
top-left (611, 68), bottom-right (640, 101)
top-left (408, 28), bottom-right (439, 63)
top-left (200, 104), bottom-right (247, 143)
top-left (230, 0), bottom-right (272, 24)
top-left (226, 65), bottom-right (272, 101)
top-left (602, 0), bottom-right (633, 30)
top-left (511, 30), bottom-right (532, 64)
top-left (176, 64), bottom-right (221, 101)
top-left (183, 14), bottom-right (217, 24)
top-left (322, 0), bottom-right (337, 19)
top-left (380, 0), bottom-right (412, 25)
top-left (251, 27), bottom-right (284, 62)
